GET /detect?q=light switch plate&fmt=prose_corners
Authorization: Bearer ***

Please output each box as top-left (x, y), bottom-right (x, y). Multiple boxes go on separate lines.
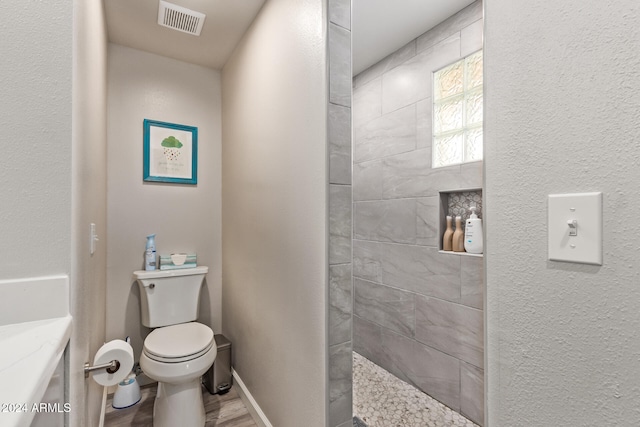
top-left (90, 223), bottom-right (98, 255)
top-left (548, 192), bottom-right (602, 265)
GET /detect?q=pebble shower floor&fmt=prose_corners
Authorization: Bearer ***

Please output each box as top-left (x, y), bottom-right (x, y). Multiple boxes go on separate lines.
top-left (352, 352), bottom-right (478, 427)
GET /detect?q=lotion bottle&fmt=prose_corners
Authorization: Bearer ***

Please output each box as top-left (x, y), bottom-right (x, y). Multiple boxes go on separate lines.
top-left (452, 216), bottom-right (465, 252)
top-left (464, 206), bottom-right (483, 254)
top-left (145, 234), bottom-right (156, 271)
top-left (443, 216), bottom-right (454, 251)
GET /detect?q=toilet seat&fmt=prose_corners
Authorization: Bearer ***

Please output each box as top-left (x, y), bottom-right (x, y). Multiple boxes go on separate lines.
top-left (143, 322), bottom-right (214, 363)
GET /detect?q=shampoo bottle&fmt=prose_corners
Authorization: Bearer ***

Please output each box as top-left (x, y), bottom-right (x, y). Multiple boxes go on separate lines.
top-left (443, 215), bottom-right (454, 251)
top-left (452, 216), bottom-right (465, 252)
top-left (145, 234), bottom-right (156, 271)
top-left (464, 206), bottom-right (483, 254)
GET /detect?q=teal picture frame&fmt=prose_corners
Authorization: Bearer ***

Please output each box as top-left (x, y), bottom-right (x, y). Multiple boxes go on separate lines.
top-left (143, 119), bottom-right (198, 185)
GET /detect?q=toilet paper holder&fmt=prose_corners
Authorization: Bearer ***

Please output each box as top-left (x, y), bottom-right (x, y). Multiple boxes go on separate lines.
top-left (84, 359), bottom-right (120, 379)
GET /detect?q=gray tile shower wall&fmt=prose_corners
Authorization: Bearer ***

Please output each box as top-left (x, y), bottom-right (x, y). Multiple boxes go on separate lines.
top-left (352, 2), bottom-right (484, 425)
top-left (328, 0), bottom-right (352, 426)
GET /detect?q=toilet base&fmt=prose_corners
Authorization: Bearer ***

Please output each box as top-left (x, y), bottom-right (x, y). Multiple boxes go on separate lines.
top-left (153, 379), bottom-right (205, 427)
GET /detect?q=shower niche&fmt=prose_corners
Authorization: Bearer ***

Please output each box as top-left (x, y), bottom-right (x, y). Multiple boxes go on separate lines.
top-left (438, 188), bottom-right (483, 256)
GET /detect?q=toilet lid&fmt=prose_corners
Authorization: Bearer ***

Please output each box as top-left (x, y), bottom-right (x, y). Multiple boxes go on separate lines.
top-left (144, 322), bottom-right (214, 362)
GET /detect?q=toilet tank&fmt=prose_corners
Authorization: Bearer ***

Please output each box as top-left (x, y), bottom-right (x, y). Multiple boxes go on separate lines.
top-left (134, 266), bottom-right (208, 328)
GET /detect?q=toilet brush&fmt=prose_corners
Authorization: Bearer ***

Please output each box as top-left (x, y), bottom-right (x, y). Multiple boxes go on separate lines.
top-left (112, 337), bottom-right (142, 409)
top-left (112, 372), bottom-right (141, 409)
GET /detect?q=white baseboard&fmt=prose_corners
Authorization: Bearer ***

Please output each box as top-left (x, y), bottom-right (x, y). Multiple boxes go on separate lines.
top-left (232, 369), bottom-right (273, 427)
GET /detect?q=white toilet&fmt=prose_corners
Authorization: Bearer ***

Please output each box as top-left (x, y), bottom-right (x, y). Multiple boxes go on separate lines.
top-left (134, 266), bottom-right (216, 427)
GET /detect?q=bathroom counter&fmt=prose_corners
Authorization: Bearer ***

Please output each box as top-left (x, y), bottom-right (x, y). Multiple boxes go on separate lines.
top-left (0, 315), bottom-right (72, 427)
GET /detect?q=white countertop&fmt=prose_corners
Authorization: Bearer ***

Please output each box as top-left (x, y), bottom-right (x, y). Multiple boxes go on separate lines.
top-left (0, 315), bottom-right (72, 427)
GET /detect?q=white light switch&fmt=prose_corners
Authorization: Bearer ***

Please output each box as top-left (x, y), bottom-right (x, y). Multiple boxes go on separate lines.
top-left (90, 223), bottom-right (99, 255)
top-left (548, 192), bottom-right (602, 265)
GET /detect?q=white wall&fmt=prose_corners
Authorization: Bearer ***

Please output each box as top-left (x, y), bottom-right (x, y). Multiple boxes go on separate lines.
top-left (106, 44), bottom-right (222, 368)
top-left (70, 0), bottom-right (108, 425)
top-left (0, 0), bottom-right (72, 278)
top-left (485, 1), bottom-right (640, 425)
top-left (221, 0), bottom-right (328, 425)
top-left (0, 1), bottom-right (108, 425)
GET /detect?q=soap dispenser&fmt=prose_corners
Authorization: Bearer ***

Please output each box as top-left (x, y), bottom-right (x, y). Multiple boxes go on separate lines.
top-left (443, 215), bottom-right (454, 251)
top-left (464, 206), bottom-right (483, 254)
top-left (452, 216), bottom-right (465, 252)
top-left (145, 234), bottom-right (157, 271)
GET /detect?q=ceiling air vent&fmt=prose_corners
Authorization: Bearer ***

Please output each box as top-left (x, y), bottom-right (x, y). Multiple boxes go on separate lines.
top-left (157, 1), bottom-right (206, 36)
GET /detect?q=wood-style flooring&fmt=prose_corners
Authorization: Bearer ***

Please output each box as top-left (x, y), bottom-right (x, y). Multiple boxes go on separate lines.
top-left (104, 384), bottom-right (258, 427)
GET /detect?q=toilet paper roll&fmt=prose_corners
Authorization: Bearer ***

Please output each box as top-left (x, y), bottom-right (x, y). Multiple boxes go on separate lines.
top-left (92, 339), bottom-right (134, 387)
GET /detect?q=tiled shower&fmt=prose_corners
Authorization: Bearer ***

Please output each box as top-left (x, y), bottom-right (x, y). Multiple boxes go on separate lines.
top-left (351, 2), bottom-right (484, 425)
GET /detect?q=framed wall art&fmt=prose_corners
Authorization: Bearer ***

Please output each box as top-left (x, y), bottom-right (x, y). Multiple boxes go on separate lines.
top-left (143, 119), bottom-right (198, 185)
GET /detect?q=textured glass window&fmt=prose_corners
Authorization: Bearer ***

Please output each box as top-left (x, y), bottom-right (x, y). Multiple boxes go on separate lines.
top-left (433, 50), bottom-right (483, 168)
